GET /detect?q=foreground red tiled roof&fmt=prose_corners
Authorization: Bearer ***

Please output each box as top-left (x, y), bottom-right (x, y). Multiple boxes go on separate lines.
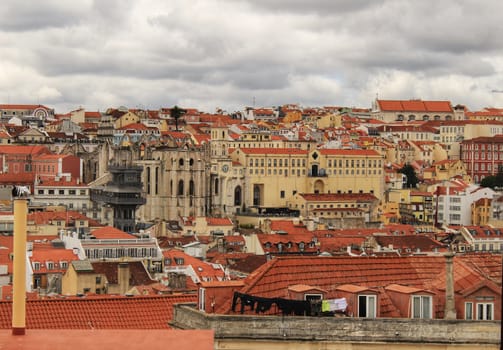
top-left (0, 329), bottom-right (214, 350)
top-left (0, 294), bottom-right (197, 329)
top-left (237, 255), bottom-right (501, 300)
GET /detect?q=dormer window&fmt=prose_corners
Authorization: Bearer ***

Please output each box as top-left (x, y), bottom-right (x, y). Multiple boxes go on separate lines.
top-left (411, 295), bottom-right (432, 319)
top-left (46, 261), bottom-right (54, 270)
top-left (33, 262), bottom-right (40, 271)
top-left (60, 261), bottom-right (68, 269)
top-left (358, 295), bottom-right (376, 318)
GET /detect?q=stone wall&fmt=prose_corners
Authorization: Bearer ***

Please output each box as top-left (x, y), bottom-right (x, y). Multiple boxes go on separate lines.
top-left (171, 304), bottom-right (500, 348)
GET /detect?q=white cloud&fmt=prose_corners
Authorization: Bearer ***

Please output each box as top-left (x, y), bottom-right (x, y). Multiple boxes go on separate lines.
top-left (0, 0), bottom-right (502, 112)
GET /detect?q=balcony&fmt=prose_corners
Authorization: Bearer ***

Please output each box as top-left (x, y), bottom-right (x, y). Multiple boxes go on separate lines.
top-left (308, 168), bottom-right (328, 177)
top-left (90, 188), bottom-right (146, 206)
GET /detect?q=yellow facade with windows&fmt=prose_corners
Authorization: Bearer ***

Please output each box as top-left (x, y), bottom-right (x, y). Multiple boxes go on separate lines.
top-left (230, 147), bottom-right (384, 210)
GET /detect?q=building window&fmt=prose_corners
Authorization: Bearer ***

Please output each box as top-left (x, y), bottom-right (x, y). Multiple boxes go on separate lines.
top-left (178, 180), bottom-right (184, 196)
top-left (33, 262), bottom-right (40, 271)
top-left (47, 261), bottom-right (54, 270)
top-left (465, 302), bottom-right (473, 320)
top-left (304, 294), bottom-right (322, 301)
top-left (280, 190), bottom-right (285, 198)
top-left (477, 303), bottom-right (493, 320)
top-left (234, 186), bottom-right (242, 206)
top-left (358, 295), bottom-right (376, 318)
top-left (199, 287), bottom-right (206, 311)
top-left (411, 295), bottom-right (432, 319)
top-left (96, 276), bottom-right (101, 284)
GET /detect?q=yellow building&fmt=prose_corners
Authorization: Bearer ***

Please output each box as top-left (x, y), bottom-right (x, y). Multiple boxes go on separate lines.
top-left (422, 159), bottom-right (467, 181)
top-left (315, 113), bottom-right (342, 129)
top-left (472, 197), bottom-right (493, 226)
top-left (229, 147), bottom-right (384, 210)
top-left (287, 192), bottom-right (380, 228)
top-left (62, 260), bottom-right (106, 296)
top-left (398, 190), bottom-right (434, 226)
top-left (114, 111), bottom-right (140, 129)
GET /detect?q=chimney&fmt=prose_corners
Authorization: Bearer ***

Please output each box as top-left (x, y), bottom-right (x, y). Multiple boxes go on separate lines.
top-left (12, 197), bottom-right (27, 335)
top-left (444, 252), bottom-right (457, 319)
top-left (118, 262), bottom-right (130, 295)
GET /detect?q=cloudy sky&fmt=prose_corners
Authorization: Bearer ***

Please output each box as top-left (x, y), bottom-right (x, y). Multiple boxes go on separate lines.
top-left (1, 0), bottom-right (502, 113)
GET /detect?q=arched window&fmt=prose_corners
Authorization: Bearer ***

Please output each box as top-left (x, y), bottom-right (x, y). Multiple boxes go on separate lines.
top-left (179, 158), bottom-right (184, 167)
top-left (408, 115), bottom-right (416, 121)
top-left (178, 180), bottom-right (184, 195)
top-left (397, 114), bottom-right (404, 121)
top-left (422, 115), bottom-right (429, 121)
top-left (146, 167), bottom-right (151, 194)
top-left (234, 186), bottom-right (242, 206)
top-left (189, 158), bottom-right (194, 166)
top-left (189, 180), bottom-right (195, 196)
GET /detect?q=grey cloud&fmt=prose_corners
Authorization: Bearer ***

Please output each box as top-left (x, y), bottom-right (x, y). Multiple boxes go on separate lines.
top-left (0, 1), bottom-right (90, 31)
top-left (233, 0), bottom-right (386, 15)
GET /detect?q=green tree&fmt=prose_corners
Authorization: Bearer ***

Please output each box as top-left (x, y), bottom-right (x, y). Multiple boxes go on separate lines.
top-left (480, 165), bottom-right (503, 190)
top-left (170, 105), bottom-right (186, 131)
top-left (398, 163), bottom-right (419, 188)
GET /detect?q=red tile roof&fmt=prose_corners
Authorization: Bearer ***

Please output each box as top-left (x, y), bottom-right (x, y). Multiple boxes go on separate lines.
top-left (91, 226), bottom-right (136, 239)
top-left (238, 148), bottom-right (308, 155)
top-left (0, 145), bottom-right (51, 155)
top-left (299, 193), bottom-right (378, 202)
top-left (318, 149), bottom-right (381, 156)
top-left (0, 294), bottom-right (197, 329)
top-left (206, 217), bottom-right (233, 226)
top-left (377, 100), bottom-right (453, 113)
top-left (0, 104), bottom-right (51, 110)
top-left (0, 329), bottom-right (213, 350)
top-left (163, 250), bottom-right (225, 281)
top-left (91, 261), bottom-right (155, 286)
top-left (226, 254), bottom-right (501, 317)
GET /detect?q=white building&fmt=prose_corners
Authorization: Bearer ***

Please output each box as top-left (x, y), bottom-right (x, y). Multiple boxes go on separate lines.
top-left (436, 180), bottom-right (496, 226)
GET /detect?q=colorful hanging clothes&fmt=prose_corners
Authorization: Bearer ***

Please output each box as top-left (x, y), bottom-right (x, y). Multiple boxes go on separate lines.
top-left (322, 298), bottom-right (347, 312)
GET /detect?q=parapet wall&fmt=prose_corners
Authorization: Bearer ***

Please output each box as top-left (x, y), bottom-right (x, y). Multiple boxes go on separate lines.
top-left (171, 304), bottom-right (500, 345)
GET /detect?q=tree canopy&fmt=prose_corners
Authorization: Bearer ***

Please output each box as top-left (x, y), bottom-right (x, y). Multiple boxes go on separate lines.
top-left (480, 165), bottom-right (503, 190)
top-left (170, 105), bottom-right (186, 131)
top-left (398, 163), bottom-right (419, 188)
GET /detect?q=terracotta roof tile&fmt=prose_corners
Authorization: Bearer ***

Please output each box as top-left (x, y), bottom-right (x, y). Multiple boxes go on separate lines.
top-left (318, 149), bottom-right (381, 157)
top-left (91, 226), bottom-right (136, 239)
top-left (239, 148), bottom-right (308, 155)
top-left (0, 294), bottom-right (197, 329)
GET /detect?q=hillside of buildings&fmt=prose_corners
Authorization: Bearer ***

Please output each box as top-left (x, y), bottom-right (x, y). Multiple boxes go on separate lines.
top-left (0, 99), bottom-right (501, 331)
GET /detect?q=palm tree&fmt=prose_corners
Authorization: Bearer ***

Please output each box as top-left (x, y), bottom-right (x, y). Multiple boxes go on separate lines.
top-left (171, 105), bottom-right (186, 131)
